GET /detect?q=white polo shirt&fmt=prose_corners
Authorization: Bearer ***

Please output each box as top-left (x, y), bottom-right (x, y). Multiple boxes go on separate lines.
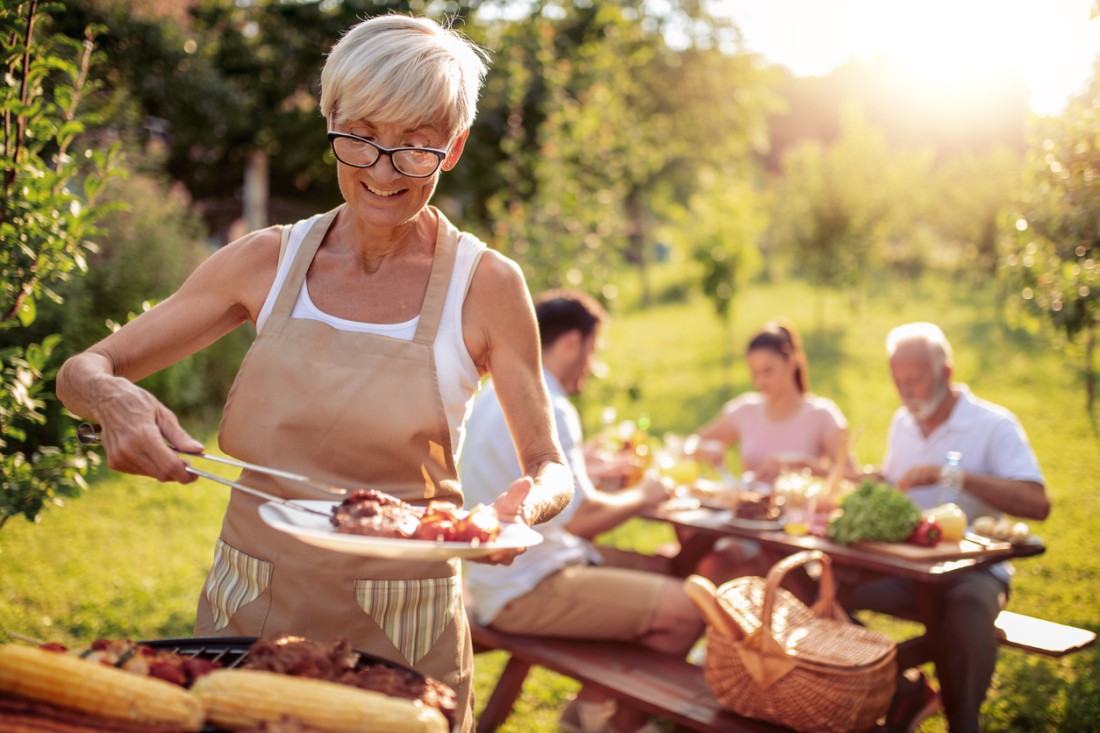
top-left (459, 370), bottom-right (602, 624)
top-left (883, 383), bottom-right (1045, 521)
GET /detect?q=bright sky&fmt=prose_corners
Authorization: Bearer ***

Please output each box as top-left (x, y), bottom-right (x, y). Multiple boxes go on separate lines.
top-left (712, 0), bottom-right (1100, 114)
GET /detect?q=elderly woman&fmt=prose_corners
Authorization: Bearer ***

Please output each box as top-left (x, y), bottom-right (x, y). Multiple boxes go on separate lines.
top-left (56, 15), bottom-right (572, 731)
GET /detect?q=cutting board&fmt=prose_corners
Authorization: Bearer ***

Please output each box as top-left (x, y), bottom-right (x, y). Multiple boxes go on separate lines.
top-left (852, 537), bottom-right (1013, 560)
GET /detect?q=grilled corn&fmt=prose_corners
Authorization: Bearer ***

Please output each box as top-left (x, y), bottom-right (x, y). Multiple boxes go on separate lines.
top-left (192, 668), bottom-right (449, 733)
top-left (0, 643), bottom-right (205, 731)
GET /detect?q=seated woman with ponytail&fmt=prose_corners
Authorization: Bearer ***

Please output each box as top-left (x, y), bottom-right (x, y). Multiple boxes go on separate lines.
top-left (692, 318), bottom-right (854, 483)
top-left (683, 319), bottom-right (857, 583)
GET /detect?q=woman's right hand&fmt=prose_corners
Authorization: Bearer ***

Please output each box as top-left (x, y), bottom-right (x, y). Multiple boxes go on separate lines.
top-left (92, 374), bottom-right (203, 484)
top-left (691, 437), bottom-right (727, 468)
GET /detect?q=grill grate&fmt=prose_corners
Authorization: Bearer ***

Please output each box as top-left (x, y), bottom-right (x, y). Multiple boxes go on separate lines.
top-left (139, 635), bottom-right (414, 672)
top-left (138, 636), bottom-right (455, 733)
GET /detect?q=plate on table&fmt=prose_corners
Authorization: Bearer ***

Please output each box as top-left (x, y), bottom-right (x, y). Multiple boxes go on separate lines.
top-left (723, 515), bottom-right (785, 531)
top-left (258, 500), bottom-right (543, 559)
top-left (657, 507), bottom-right (734, 529)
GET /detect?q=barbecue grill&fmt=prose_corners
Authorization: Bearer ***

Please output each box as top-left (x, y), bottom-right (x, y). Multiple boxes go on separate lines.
top-left (140, 637), bottom-right (456, 733)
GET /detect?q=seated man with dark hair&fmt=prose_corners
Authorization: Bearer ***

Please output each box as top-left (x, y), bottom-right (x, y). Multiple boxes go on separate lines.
top-left (461, 290), bottom-right (703, 733)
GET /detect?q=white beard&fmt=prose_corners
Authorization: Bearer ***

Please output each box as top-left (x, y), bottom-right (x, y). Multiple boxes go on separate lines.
top-left (904, 379), bottom-right (949, 421)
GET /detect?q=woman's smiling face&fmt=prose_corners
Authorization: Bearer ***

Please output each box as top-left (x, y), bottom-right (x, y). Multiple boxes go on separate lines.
top-left (333, 118), bottom-right (463, 228)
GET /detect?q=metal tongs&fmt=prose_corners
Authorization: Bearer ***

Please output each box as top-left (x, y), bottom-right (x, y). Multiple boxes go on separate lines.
top-left (77, 422), bottom-right (342, 517)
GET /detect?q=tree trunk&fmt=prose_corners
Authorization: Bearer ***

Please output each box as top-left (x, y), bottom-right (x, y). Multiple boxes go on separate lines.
top-left (722, 307), bottom-right (736, 398)
top-left (244, 148), bottom-right (269, 233)
top-left (625, 188), bottom-right (650, 307)
top-left (1086, 321), bottom-right (1095, 416)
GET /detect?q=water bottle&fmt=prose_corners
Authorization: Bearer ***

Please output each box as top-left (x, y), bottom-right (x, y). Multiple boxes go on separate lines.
top-left (939, 451), bottom-right (964, 505)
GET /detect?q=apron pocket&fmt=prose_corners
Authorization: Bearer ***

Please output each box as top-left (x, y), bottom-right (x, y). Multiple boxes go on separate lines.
top-left (203, 539), bottom-right (273, 632)
top-left (355, 576), bottom-right (459, 666)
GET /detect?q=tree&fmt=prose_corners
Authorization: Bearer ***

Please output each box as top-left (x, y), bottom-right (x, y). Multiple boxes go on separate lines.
top-left (1, 1), bottom-right (120, 528)
top-left (1006, 70), bottom-right (1100, 412)
top-left (771, 105), bottom-right (932, 323)
top-left (656, 169), bottom-right (764, 376)
top-left (933, 147), bottom-right (1024, 277)
top-left (477, 1), bottom-right (775, 299)
top-left (56, 0), bottom-right (492, 239)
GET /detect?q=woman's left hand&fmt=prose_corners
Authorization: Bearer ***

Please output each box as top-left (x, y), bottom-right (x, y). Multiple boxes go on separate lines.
top-left (491, 476), bottom-right (536, 526)
top-left (470, 477), bottom-right (536, 566)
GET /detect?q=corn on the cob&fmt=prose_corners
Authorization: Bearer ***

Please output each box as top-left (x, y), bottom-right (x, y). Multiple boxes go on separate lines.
top-left (0, 643), bottom-right (205, 731)
top-left (191, 668), bottom-right (449, 733)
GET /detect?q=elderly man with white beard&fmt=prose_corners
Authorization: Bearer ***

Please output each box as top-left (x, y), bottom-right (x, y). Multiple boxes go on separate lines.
top-left (851, 322), bottom-right (1050, 733)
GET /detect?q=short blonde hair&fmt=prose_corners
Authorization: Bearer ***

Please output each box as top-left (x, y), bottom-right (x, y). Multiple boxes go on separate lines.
top-left (886, 322), bottom-right (954, 372)
top-left (320, 15), bottom-right (489, 137)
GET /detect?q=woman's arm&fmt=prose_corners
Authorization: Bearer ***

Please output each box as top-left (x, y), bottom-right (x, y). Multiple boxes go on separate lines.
top-left (462, 251), bottom-right (572, 526)
top-left (56, 227), bottom-right (282, 482)
top-left (690, 401), bottom-right (742, 468)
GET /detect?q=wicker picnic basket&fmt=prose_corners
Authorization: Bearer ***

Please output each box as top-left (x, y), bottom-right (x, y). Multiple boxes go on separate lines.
top-left (701, 550), bottom-right (896, 733)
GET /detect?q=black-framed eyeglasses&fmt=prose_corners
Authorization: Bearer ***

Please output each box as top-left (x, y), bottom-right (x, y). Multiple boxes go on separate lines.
top-left (327, 130), bottom-right (451, 178)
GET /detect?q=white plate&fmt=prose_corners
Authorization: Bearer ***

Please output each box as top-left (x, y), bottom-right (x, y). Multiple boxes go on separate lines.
top-left (724, 516), bottom-right (784, 531)
top-left (258, 501), bottom-right (544, 559)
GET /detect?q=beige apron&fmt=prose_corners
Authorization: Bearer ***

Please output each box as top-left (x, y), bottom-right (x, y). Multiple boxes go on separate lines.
top-left (195, 206), bottom-right (474, 732)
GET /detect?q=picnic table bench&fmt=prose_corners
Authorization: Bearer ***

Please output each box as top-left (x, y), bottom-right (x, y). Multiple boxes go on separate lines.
top-left (471, 608), bottom-right (1093, 733)
top-left (993, 610), bottom-right (1094, 656)
top-left (470, 619), bottom-right (793, 733)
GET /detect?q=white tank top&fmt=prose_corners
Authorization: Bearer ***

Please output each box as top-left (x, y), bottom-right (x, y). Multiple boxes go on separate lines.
top-left (256, 212), bottom-right (485, 459)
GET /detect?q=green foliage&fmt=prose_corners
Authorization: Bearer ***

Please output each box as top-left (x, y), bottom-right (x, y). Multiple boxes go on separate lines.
top-left (657, 169), bottom-right (765, 322)
top-left (479, 1), bottom-right (776, 297)
top-left (826, 479), bottom-right (922, 545)
top-left (772, 105), bottom-right (934, 297)
top-left (55, 0), bottom-right (487, 230)
top-left (1007, 97), bottom-right (1100, 341)
top-left (1005, 80), bottom-right (1100, 411)
top-left (1, 1), bottom-right (119, 529)
top-left (932, 147), bottom-right (1024, 277)
top-left (44, 167), bottom-right (250, 419)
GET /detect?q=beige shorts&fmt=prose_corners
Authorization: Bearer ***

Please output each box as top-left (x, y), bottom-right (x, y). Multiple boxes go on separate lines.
top-left (488, 548), bottom-right (671, 641)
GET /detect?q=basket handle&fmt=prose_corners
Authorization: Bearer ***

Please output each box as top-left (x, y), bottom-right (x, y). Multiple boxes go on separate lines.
top-left (760, 550), bottom-right (846, 634)
top-left (684, 575), bottom-right (745, 639)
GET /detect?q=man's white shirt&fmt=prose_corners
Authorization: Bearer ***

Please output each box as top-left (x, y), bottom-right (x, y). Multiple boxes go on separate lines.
top-left (882, 384), bottom-right (1044, 583)
top-left (460, 370), bottom-right (602, 624)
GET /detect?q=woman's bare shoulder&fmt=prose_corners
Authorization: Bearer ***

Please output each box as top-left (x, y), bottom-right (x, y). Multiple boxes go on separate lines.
top-left (462, 249), bottom-right (536, 370)
top-left (184, 225), bottom-right (284, 320)
top-left (469, 248), bottom-right (525, 286)
top-left (465, 249), bottom-right (529, 315)
top-left (217, 225), bottom-right (283, 266)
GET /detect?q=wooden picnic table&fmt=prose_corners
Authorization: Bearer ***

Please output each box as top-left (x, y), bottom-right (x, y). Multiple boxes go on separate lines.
top-left (644, 504), bottom-right (1047, 669)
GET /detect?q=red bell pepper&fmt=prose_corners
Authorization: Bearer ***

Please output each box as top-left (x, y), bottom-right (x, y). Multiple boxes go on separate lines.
top-left (907, 516), bottom-right (942, 546)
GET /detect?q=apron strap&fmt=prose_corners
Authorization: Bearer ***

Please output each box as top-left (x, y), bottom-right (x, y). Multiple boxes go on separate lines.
top-left (412, 209), bottom-right (460, 345)
top-left (269, 206), bottom-right (342, 320)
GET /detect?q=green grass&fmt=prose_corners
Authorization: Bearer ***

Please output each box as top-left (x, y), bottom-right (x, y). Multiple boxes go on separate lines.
top-left (2, 271), bottom-right (1098, 732)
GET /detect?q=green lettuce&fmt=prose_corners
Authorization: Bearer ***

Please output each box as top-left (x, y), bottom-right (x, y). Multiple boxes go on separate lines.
top-left (826, 479), bottom-right (921, 544)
